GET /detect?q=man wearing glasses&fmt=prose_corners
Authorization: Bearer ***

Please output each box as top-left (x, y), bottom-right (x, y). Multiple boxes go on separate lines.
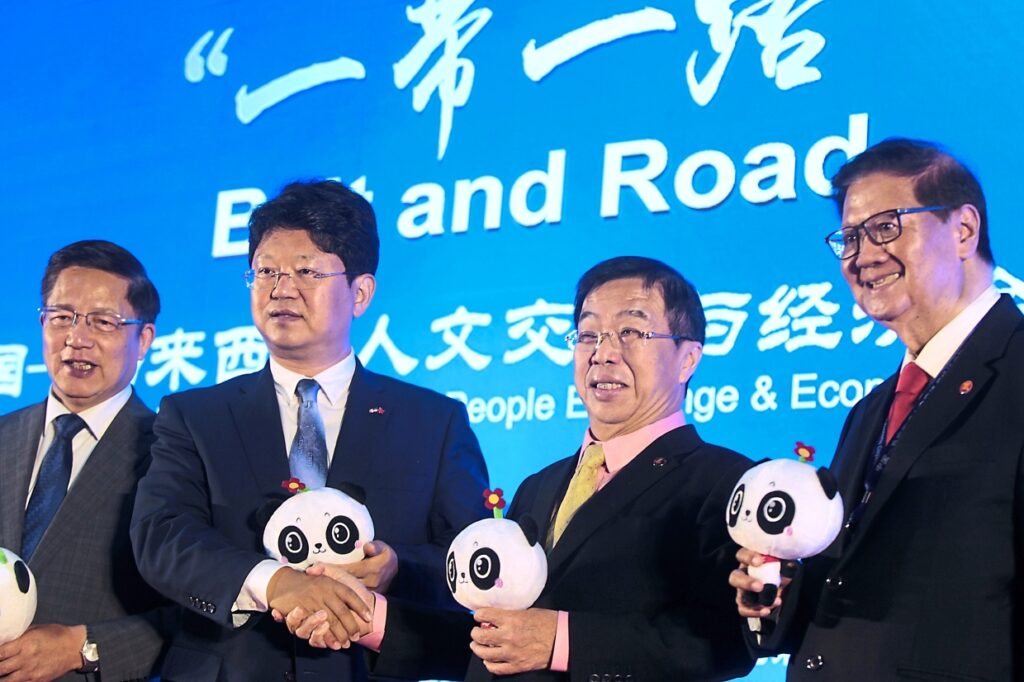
top-left (0, 240), bottom-right (175, 681)
top-left (732, 138), bottom-right (1024, 680)
top-left (130, 179), bottom-right (488, 682)
top-left (284, 256), bottom-right (754, 682)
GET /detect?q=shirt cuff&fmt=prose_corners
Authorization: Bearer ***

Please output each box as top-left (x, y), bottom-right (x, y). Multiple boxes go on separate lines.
top-left (550, 610), bottom-right (569, 672)
top-left (233, 559), bottom-right (284, 614)
top-left (358, 593), bottom-right (387, 652)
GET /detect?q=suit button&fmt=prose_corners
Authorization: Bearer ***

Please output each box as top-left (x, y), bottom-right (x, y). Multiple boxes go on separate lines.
top-left (284, 674), bottom-right (296, 682)
top-left (209, 603), bottom-right (217, 614)
top-left (589, 675), bottom-right (600, 682)
top-left (825, 576), bottom-right (844, 589)
top-left (602, 675), bottom-right (611, 682)
top-left (805, 655), bottom-right (825, 670)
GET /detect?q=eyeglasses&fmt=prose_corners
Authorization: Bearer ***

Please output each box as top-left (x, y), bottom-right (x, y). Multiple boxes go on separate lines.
top-left (39, 306), bottom-right (144, 334)
top-left (565, 328), bottom-right (698, 351)
top-left (824, 206), bottom-right (947, 260)
top-left (244, 267), bottom-right (347, 290)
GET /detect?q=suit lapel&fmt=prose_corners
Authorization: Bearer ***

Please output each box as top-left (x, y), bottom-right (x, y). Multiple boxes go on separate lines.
top-left (842, 296), bottom-right (1022, 556)
top-left (230, 366), bottom-right (291, 493)
top-left (30, 394), bottom-right (153, 566)
top-left (545, 426), bottom-right (698, 579)
top-left (328, 361), bottom-right (389, 487)
top-left (0, 403), bottom-right (46, 552)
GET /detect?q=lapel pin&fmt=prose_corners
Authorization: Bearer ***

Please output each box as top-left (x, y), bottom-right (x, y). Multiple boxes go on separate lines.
top-left (958, 380), bottom-right (973, 395)
top-left (653, 457), bottom-right (667, 467)
top-left (368, 406), bottom-right (386, 415)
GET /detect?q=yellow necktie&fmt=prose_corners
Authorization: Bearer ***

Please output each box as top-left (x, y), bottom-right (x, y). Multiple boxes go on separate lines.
top-left (550, 443), bottom-right (606, 547)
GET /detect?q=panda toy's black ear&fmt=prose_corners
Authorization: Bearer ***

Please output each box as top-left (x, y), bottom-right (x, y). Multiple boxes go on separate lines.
top-left (337, 482), bottom-right (367, 505)
top-left (816, 468), bottom-right (839, 500)
top-left (14, 560), bottom-right (31, 594)
top-left (252, 494), bottom-right (288, 530)
top-left (518, 515), bottom-right (540, 547)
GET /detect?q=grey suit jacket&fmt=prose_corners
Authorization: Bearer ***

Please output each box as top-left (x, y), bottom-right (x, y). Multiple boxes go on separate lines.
top-left (0, 393), bottom-right (176, 682)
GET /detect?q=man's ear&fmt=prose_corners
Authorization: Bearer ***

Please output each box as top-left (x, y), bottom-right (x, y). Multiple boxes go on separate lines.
top-left (351, 274), bottom-right (376, 318)
top-left (677, 341), bottom-right (703, 385)
top-left (954, 203), bottom-right (982, 260)
top-left (137, 323), bottom-right (156, 360)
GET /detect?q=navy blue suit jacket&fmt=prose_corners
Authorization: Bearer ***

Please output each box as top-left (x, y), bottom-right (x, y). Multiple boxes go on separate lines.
top-left (131, 361), bottom-right (488, 682)
top-left (758, 296), bottom-right (1024, 681)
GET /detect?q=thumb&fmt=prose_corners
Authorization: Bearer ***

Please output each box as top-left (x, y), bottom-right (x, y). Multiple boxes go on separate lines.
top-left (305, 563), bottom-right (327, 576)
top-left (362, 541), bottom-right (383, 557)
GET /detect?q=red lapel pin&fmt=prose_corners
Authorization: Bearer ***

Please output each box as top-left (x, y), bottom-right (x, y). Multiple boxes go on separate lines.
top-left (958, 380), bottom-right (973, 395)
top-left (368, 406), bottom-right (386, 415)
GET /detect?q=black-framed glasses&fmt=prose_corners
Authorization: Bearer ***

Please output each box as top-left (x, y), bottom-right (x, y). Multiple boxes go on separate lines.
top-left (244, 267), bottom-right (347, 290)
top-left (824, 206), bottom-right (946, 260)
top-left (39, 306), bottom-right (144, 334)
top-left (565, 328), bottom-right (699, 351)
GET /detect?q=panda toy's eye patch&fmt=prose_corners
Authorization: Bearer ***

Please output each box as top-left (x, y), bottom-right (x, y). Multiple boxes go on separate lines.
top-left (14, 561), bottom-right (31, 595)
top-left (279, 526), bottom-right (309, 563)
top-left (470, 548), bottom-right (501, 590)
top-left (446, 552), bottom-right (458, 594)
top-left (326, 516), bottom-right (358, 554)
top-left (757, 491), bottom-right (795, 535)
top-left (728, 484), bottom-right (745, 528)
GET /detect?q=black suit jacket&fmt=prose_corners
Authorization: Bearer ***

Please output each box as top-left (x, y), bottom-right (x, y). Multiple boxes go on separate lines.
top-left (373, 425), bottom-right (754, 682)
top-left (0, 393), bottom-right (175, 682)
top-left (130, 361), bottom-right (488, 682)
top-left (763, 295), bottom-right (1024, 681)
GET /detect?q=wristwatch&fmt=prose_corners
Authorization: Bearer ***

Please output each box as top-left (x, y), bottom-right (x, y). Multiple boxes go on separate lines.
top-left (79, 630), bottom-right (100, 673)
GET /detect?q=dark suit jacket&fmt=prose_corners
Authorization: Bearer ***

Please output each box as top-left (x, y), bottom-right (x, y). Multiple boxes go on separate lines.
top-left (0, 393), bottom-right (175, 682)
top-left (130, 361), bottom-right (488, 682)
top-left (372, 424), bottom-right (754, 682)
top-left (761, 295), bottom-right (1024, 681)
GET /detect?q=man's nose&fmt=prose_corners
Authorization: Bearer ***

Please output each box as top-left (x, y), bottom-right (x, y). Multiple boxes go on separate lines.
top-left (591, 333), bottom-right (621, 363)
top-left (64, 315), bottom-right (96, 347)
top-left (270, 272), bottom-right (300, 298)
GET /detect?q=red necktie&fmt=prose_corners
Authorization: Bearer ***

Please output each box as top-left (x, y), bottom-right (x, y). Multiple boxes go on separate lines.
top-left (885, 362), bottom-right (930, 444)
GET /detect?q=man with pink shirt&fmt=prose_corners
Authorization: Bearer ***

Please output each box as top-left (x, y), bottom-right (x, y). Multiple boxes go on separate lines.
top-left (287, 256), bottom-right (754, 681)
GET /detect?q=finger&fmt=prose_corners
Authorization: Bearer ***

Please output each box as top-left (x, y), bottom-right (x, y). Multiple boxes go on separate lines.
top-left (473, 607), bottom-right (498, 625)
top-left (736, 547), bottom-right (764, 567)
top-left (332, 584), bottom-right (373, 621)
top-left (728, 568), bottom-right (757, 590)
top-left (294, 610), bottom-right (329, 639)
top-left (305, 563), bottom-right (327, 577)
top-left (285, 607), bottom-right (313, 634)
top-left (362, 541), bottom-right (382, 557)
top-left (323, 594), bottom-right (368, 642)
top-left (470, 625), bottom-right (501, 647)
top-left (469, 640), bottom-right (503, 662)
top-left (271, 608), bottom-right (285, 623)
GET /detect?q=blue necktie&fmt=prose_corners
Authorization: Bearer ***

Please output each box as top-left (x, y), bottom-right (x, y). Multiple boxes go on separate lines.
top-left (22, 413), bottom-right (87, 561)
top-left (290, 379), bottom-right (329, 489)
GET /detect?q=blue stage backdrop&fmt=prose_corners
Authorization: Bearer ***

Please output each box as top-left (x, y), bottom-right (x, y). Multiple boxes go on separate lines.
top-left (4, 2), bottom-right (1023, 678)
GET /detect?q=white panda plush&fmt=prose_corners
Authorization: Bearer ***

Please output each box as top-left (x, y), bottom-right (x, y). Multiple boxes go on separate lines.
top-left (0, 547), bottom-right (37, 644)
top-left (727, 458), bottom-right (844, 610)
top-left (262, 484), bottom-right (375, 569)
top-left (446, 516), bottom-right (547, 611)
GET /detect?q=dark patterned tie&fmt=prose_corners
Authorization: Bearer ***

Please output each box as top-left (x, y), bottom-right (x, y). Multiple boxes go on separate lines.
top-left (290, 379), bottom-right (329, 488)
top-left (22, 413), bottom-right (88, 561)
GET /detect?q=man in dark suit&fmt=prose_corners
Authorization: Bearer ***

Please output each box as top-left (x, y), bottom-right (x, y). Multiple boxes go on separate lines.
top-left (286, 256), bottom-right (754, 681)
top-left (130, 180), bottom-right (489, 682)
top-left (732, 139), bottom-right (1024, 680)
top-left (0, 240), bottom-right (174, 681)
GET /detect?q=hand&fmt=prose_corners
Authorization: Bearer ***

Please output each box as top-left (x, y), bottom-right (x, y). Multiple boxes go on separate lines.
top-left (339, 540), bottom-right (398, 593)
top-left (0, 623), bottom-right (86, 682)
top-left (469, 608), bottom-right (557, 676)
top-left (266, 566), bottom-right (373, 649)
top-left (272, 563), bottom-right (376, 650)
top-left (728, 547), bottom-right (791, 619)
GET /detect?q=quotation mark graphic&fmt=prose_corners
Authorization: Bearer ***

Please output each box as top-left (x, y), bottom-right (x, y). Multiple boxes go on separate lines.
top-left (185, 28), bottom-right (234, 83)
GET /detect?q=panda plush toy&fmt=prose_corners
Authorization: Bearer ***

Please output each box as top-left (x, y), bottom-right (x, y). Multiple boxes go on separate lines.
top-left (262, 482), bottom-right (375, 569)
top-left (727, 458), bottom-right (844, 610)
top-left (446, 515), bottom-right (547, 611)
top-left (0, 547), bottom-right (36, 644)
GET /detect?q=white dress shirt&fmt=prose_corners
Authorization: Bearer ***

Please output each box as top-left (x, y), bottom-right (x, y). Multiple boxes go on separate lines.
top-left (903, 285), bottom-right (1000, 377)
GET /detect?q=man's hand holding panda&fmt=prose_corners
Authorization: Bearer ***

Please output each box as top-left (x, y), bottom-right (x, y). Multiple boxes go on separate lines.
top-left (729, 548), bottom-right (794, 619)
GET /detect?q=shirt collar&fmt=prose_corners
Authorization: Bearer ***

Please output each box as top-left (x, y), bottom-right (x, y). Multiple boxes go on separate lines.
top-left (580, 411), bottom-right (686, 474)
top-left (904, 285), bottom-right (1000, 377)
top-left (269, 352), bottom-right (356, 406)
top-left (44, 382), bottom-right (134, 441)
